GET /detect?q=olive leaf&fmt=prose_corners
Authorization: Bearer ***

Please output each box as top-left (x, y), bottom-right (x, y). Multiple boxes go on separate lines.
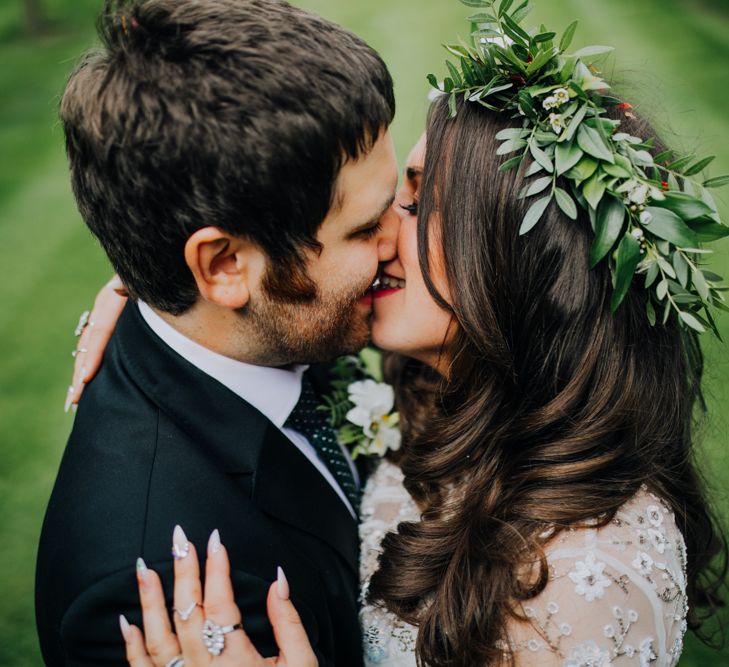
top-left (565, 155), bottom-right (598, 183)
top-left (611, 234), bottom-right (642, 312)
top-left (652, 192), bottom-right (714, 221)
top-left (576, 124), bottom-right (614, 163)
top-left (643, 208), bottom-right (698, 247)
top-left (683, 156), bottom-right (716, 177)
top-left (645, 262), bottom-right (659, 288)
top-left (692, 269), bottom-right (710, 301)
top-left (530, 143), bottom-right (554, 173)
top-left (572, 45), bottom-right (614, 58)
top-left (555, 141), bottom-right (583, 175)
top-left (672, 252), bottom-right (689, 288)
top-left (590, 195), bottom-right (625, 267)
top-left (561, 105), bottom-right (588, 142)
top-left (522, 176), bottom-right (552, 198)
top-left (688, 218), bottom-right (729, 242)
top-left (520, 195), bottom-right (552, 235)
top-left (559, 20), bottom-right (578, 52)
top-left (499, 155), bottom-right (524, 172)
top-left (498, 138), bottom-right (528, 155)
top-left (679, 311), bottom-right (706, 333)
top-left (582, 172), bottom-right (606, 210)
top-left (703, 175), bottom-right (729, 189)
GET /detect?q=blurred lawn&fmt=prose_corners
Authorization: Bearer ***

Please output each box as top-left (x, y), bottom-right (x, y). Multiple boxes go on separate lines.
top-left (0, 0), bottom-right (727, 665)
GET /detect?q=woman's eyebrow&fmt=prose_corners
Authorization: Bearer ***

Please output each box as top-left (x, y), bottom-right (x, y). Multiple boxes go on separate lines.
top-left (406, 167), bottom-right (423, 180)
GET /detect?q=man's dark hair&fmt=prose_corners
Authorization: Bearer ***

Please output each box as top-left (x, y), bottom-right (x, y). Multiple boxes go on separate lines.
top-left (61, 0), bottom-right (395, 313)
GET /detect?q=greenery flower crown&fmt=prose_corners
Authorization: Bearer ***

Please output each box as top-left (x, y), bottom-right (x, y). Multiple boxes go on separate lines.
top-left (429, 0), bottom-right (729, 335)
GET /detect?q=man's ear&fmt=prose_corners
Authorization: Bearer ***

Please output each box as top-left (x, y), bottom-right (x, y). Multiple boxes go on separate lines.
top-left (184, 227), bottom-right (266, 309)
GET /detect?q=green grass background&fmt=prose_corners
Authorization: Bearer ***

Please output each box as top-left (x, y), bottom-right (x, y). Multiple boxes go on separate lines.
top-left (1, 0), bottom-right (727, 664)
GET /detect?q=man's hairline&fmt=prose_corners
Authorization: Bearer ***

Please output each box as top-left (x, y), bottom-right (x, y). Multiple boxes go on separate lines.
top-left (329, 124), bottom-right (392, 214)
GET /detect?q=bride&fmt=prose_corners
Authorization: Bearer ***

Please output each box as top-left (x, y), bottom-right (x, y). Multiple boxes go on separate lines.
top-left (73, 15), bottom-right (727, 667)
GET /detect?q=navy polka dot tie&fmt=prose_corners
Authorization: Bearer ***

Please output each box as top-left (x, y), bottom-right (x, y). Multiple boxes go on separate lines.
top-left (286, 375), bottom-right (360, 515)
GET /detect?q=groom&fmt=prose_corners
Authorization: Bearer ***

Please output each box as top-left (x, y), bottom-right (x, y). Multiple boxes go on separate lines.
top-left (35, 0), bottom-right (398, 665)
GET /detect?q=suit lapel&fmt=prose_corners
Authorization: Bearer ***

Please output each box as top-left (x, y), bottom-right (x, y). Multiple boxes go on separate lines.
top-left (115, 302), bottom-right (359, 574)
top-left (254, 422), bottom-right (359, 575)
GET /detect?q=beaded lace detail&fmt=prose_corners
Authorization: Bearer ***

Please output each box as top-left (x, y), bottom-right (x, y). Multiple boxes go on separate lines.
top-left (359, 460), bottom-right (688, 666)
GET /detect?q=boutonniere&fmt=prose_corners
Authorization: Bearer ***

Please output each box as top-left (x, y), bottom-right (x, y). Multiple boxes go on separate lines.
top-left (319, 350), bottom-right (401, 459)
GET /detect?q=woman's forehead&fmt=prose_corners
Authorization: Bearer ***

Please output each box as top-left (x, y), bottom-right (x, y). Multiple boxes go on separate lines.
top-left (406, 133), bottom-right (427, 169)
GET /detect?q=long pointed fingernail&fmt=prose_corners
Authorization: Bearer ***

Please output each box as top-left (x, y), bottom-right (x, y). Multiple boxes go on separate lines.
top-left (208, 529), bottom-right (221, 555)
top-left (64, 386), bottom-right (74, 413)
top-left (79, 366), bottom-right (87, 383)
top-left (135, 557), bottom-right (149, 588)
top-left (172, 525), bottom-right (190, 560)
top-left (276, 566), bottom-right (289, 600)
top-left (119, 614), bottom-right (132, 642)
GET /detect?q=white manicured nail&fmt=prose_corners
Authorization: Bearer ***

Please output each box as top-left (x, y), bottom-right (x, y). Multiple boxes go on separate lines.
top-left (119, 614), bottom-right (132, 642)
top-left (64, 386), bottom-right (74, 413)
top-left (276, 566), bottom-right (289, 600)
top-left (172, 525), bottom-right (190, 560)
top-left (208, 529), bottom-right (221, 555)
top-left (136, 557), bottom-right (148, 586)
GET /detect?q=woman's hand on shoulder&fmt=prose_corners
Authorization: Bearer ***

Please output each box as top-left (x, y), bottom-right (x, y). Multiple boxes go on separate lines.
top-left (67, 274), bottom-right (128, 411)
top-left (122, 526), bottom-right (318, 667)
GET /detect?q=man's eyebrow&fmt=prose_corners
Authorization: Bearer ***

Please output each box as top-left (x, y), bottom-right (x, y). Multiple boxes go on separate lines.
top-left (349, 194), bottom-right (396, 235)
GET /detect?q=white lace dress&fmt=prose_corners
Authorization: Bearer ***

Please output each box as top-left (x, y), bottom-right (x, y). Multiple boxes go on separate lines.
top-left (359, 460), bottom-right (688, 666)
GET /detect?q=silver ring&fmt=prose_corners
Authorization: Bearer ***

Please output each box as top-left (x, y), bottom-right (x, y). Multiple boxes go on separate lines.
top-left (74, 310), bottom-right (91, 337)
top-left (71, 348), bottom-right (88, 358)
top-left (165, 657), bottom-right (184, 667)
top-left (174, 601), bottom-right (202, 621)
top-left (202, 619), bottom-right (243, 656)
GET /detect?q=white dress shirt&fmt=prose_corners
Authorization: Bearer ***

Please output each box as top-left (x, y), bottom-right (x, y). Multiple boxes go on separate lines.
top-left (137, 301), bottom-right (358, 518)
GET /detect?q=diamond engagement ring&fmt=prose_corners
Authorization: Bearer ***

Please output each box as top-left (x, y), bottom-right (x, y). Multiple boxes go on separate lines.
top-left (202, 619), bottom-right (243, 656)
top-left (74, 310), bottom-right (92, 337)
top-left (174, 601), bottom-right (202, 621)
top-left (165, 657), bottom-right (185, 667)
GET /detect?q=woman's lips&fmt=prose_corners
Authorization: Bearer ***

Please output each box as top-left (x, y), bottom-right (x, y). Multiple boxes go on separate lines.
top-left (373, 287), bottom-right (402, 299)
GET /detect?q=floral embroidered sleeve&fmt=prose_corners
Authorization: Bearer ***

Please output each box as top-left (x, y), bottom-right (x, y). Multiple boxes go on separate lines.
top-left (505, 490), bottom-right (688, 666)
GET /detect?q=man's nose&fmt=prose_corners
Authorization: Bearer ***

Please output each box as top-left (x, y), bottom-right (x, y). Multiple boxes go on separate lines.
top-left (377, 206), bottom-right (400, 262)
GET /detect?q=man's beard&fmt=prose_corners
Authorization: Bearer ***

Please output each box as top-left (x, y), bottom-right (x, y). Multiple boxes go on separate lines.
top-left (241, 276), bottom-right (373, 365)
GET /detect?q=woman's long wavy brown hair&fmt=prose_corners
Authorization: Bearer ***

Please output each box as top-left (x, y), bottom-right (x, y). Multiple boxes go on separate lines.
top-left (368, 94), bottom-right (727, 666)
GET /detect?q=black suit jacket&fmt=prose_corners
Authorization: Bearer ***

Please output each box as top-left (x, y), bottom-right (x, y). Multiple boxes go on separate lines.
top-left (36, 302), bottom-right (362, 666)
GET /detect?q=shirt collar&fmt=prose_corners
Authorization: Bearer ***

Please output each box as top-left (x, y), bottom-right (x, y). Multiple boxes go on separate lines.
top-left (137, 301), bottom-right (306, 428)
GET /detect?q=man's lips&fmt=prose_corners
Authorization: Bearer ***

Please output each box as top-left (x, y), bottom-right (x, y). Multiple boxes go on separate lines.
top-left (358, 291), bottom-right (374, 306)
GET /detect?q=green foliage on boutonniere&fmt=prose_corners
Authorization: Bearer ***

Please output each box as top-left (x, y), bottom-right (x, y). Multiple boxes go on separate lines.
top-left (319, 351), bottom-right (400, 460)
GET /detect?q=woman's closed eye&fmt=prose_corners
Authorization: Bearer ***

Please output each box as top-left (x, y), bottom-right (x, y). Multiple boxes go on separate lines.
top-left (400, 201), bottom-right (418, 216)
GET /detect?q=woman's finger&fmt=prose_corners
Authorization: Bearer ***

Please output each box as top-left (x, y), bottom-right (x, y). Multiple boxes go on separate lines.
top-left (121, 616), bottom-right (155, 667)
top-left (169, 526), bottom-right (209, 664)
top-left (266, 570), bottom-right (318, 667)
top-left (136, 559), bottom-right (182, 666)
top-left (203, 530), bottom-right (263, 664)
top-left (69, 274), bottom-right (128, 407)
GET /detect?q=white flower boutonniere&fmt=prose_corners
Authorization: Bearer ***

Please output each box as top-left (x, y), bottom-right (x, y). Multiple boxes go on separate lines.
top-left (319, 351), bottom-right (401, 460)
